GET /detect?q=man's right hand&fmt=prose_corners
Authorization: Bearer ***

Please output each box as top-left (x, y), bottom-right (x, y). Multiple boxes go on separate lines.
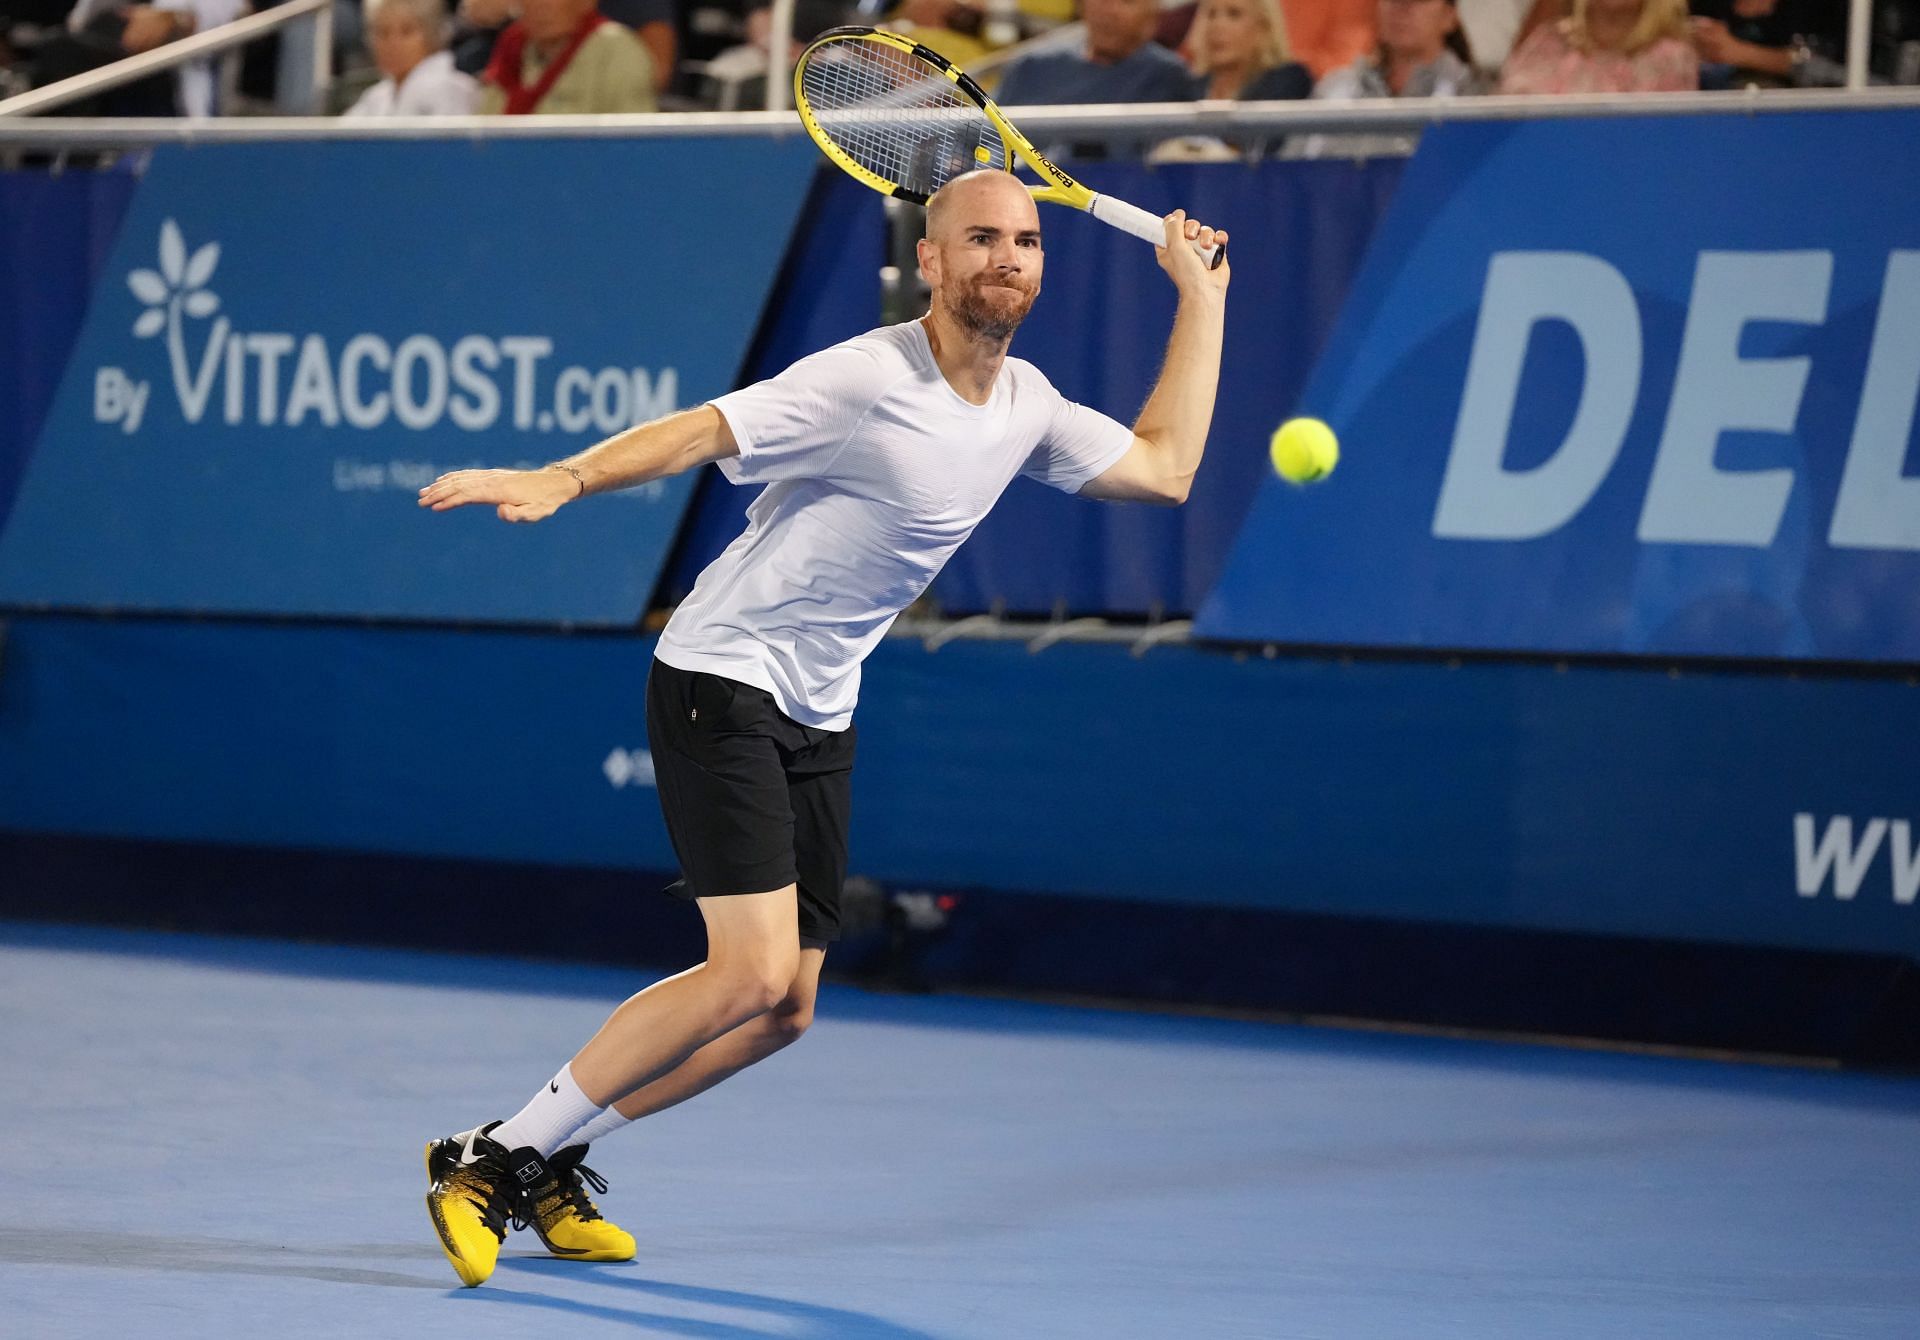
top-left (418, 467), bottom-right (579, 523)
top-left (1156, 210), bottom-right (1230, 303)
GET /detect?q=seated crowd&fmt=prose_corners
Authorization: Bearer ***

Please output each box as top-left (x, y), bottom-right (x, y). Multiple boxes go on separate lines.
top-left (2, 0), bottom-right (1914, 127)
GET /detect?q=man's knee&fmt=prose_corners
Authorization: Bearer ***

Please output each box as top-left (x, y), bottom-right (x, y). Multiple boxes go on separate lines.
top-left (710, 947), bottom-right (801, 1017)
top-left (700, 887), bottom-right (804, 1015)
top-left (766, 994), bottom-right (813, 1044)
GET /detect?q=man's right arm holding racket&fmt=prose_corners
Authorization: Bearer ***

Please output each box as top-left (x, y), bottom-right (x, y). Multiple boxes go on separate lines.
top-left (1076, 210), bottom-right (1231, 508)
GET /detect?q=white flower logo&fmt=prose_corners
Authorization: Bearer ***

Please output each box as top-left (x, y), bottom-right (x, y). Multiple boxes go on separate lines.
top-left (129, 218), bottom-right (220, 339)
top-left (127, 219), bottom-right (230, 424)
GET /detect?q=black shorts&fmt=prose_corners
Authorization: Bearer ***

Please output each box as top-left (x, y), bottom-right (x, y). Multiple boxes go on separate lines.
top-left (645, 657), bottom-right (856, 945)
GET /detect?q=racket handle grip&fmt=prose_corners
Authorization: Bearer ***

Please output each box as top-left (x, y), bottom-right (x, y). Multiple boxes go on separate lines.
top-left (1089, 194), bottom-right (1226, 270)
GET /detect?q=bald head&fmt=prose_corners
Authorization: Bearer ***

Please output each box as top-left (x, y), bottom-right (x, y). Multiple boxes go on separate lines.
top-left (924, 170), bottom-right (1040, 244)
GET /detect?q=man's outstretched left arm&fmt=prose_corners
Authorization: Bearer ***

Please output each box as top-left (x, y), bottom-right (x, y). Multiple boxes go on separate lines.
top-left (1080, 212), bottom-right (1230, 507)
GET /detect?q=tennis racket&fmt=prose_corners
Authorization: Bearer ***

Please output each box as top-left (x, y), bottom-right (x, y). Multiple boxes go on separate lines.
top-left (793, 26), bottom-right (1224, 270)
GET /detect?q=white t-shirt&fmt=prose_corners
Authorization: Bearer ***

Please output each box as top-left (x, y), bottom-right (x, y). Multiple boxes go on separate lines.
top-left (343, 52), bottom-right (481, 118)
top-left (655, 320), bottom-right (1135, 731)
top-left (1456, 0), bottom-right (1533, 69)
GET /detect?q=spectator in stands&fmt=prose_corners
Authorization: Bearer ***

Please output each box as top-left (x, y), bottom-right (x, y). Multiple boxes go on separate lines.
top-left (739, 0), bottom-right (854, 61)
top-left (1187, 0), bottom-right (1313, 96)
top-left (452, 0), bottom-right (670, 86)
top-left (1499, 0), bottom-right (1697, 91)
top-left (1454, 0), bottom-right (1535, 65)
top-left (882, 0), bottom-right (1078, 64)
top-left (1288, 0), bottom-right (1484, 157)
top-left (1277, 0), bottom-right (1377, 76)
top-left (29, 0), bottom-right (244, 115)
top-left (994, 0), bottom-right (1194, 103)
top-left (479, 0), bottom-right (656, 110)
top-left (1161, 0), bottom-right (1372, 80)
top-left (2, 0), bottom-right (76, 97)
top-left (886, 0), bottom-right (997, 69)
top-left (890, 0), bottom-right (1077, 46)
top-left (451, 0), bottom-right (513, 74)
top-left (1881, 0), bottom-right (1920, 81)
top-left (599, 0), bottom-right (673, 85)
top-left (1149, 0), bottom-right (1306, 156)
top-left (691, 0), bottom-right (851, 109)
top-left (1688, 0), bottom-right (1846, 87)
top-left (345, 0), bottom-right (482, 114)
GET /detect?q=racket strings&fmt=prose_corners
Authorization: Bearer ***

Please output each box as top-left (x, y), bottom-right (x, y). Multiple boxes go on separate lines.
top-left (799, 38), bottom-right (1006, 200)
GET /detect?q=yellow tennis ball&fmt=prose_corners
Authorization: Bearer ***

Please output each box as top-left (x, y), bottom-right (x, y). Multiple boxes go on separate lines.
top-left (1269, 418), bottom-right (1339, 483)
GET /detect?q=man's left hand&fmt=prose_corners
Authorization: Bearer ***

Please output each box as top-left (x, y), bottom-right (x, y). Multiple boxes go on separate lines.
top-left (1155, 210), bottom-right (1230, 300)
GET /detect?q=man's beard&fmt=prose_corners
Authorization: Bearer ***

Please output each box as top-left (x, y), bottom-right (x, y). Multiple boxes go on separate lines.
top-left (947, 271), bottom-right (1038, 343)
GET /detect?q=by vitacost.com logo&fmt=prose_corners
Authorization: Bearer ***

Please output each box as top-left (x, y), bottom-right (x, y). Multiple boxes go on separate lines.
top-left (94, 219), bottom-right (677, 439)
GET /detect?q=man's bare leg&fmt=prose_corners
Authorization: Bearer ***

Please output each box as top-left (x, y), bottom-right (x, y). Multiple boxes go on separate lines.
top-left (423, 890), bottom-right (804, 1285)
top-left (565, 887), bottom-right (802, 1106)
top-left (602, 946), bottom-right (825, 1121)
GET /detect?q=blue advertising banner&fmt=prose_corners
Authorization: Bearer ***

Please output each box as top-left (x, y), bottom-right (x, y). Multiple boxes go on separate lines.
top-left (0, 165), bottom-right (139, 529)
top-left (1196, 111), bottom-right (1920, 662)
top-left (0, 139), bottom-right (820, 624)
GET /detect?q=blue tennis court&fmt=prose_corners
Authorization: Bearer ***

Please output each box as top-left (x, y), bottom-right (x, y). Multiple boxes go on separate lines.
top-left (4, 920), bottom-right (1915, 1339)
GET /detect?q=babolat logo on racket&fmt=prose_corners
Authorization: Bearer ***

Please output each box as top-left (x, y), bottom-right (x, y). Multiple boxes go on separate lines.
top-left (1031, 154), bottom-right (1080, 193)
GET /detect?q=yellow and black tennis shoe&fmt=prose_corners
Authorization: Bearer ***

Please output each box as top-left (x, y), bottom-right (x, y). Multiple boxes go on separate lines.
top-left (423, 1121), bottom-right (545, 1287)
top-left (526, 1144), bottom-right (636, 1262)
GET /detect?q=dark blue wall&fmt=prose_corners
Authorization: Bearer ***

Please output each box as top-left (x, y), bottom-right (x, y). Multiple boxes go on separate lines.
top-left (3, 616), bottom-right (1913, 962)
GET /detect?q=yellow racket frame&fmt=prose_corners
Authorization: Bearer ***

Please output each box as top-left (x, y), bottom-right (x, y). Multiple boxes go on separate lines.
top-left (794, 26), bottom-right (1223, 267)
top-left (794, 25), bottom-right (1095, 211)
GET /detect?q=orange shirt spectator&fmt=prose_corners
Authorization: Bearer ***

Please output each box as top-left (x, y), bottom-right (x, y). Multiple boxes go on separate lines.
top-left (1279, 0), bottom-right (1378, 77)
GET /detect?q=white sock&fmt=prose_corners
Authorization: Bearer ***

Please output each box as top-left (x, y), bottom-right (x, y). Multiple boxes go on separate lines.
top-left (560, 1104), bottom-right (634, 1151)
top-left (489, 1064), bottom-right (605, 1158)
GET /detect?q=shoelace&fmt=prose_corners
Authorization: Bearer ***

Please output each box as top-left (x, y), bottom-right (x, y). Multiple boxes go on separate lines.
top-left (456, 1162), bottom-right (530, 1240)
top-left (558, 1161), bottom-right (609, 1223)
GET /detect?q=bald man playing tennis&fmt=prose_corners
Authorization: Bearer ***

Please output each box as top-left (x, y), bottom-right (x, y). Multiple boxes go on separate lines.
top-left (414, 169), bottom-right (1228, 1287)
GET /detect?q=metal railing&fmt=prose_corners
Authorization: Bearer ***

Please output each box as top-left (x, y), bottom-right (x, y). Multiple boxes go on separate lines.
top-left (0, 0), bottom-right (332, 119)
top-left (1, 84), bottom-right (1917, 150)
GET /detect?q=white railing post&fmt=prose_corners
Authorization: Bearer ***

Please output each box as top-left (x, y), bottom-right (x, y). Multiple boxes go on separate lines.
top-left (765, 0), bottom-right (797, 112)
top-left (316, 0), bottom-right (335, 107)
top-left (275, 10), bottom-right (315, 113)
top-left (1846, 0), bottom-right (1872, 90)
top-left (275, 0), bottom-right (335, 114)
